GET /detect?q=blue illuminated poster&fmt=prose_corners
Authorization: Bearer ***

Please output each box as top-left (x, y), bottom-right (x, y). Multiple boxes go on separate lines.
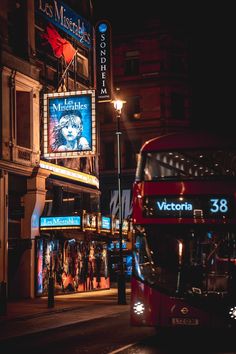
top-left (36, 239), bottom-right (43, 294)
top-left (48, 95), bottom-right (92, 152)
top-left (101, 216), bottom-right (111, 231)
top-left (43, 90), bottom-right (96, 158)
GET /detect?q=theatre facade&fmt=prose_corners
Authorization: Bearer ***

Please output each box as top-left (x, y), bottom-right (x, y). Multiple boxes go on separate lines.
top-left (0, 0), bottom-right (132, 300)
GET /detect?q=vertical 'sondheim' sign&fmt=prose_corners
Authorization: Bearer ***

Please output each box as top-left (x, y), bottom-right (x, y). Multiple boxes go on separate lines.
top-left (95, 20), bottom-right (113, 102)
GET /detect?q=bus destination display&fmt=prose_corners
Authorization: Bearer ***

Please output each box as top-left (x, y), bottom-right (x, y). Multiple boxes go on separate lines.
top-left (143, 195), bottom-right (234, 218)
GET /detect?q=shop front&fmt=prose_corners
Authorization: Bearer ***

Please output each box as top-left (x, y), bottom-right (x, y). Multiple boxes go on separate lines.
top-left (36, 232), bottom-right (109, 296)
top-left (108, 241), bottom-right (132, 283)
top-left (34, 161), bottom-right (133, 296)
top-left (36, 206), bottom-right (111, 296)
top-left (107, 217), bottom-right (133, 283)
top-left (34, 160), bottom-right (110, 296)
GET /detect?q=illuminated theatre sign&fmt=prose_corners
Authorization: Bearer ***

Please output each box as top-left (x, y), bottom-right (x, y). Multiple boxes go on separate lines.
top-left (143, 196), bottom-right (233, 218)
top-left (39, 160), bottom-right (99, 188)
top-left (40, 216), bottom-right (81, 230)
top-left (100, 216), bottom-right (111, 233)
top-left (35, 0), bottom-right (92, 49)
top-left (95, 20), bottom-right (113, 102)
top-left (43, 90), bottom-right (96, 159)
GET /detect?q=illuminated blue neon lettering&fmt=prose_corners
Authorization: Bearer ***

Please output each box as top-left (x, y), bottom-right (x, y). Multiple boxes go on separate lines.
top-left (40, 216), bottom-right (81, 227)
top-left (156, 201), bottom-right (193, 211)
top-left (101, 216), bottom-right (111, 229)
top-left (210, 198), bottom-right (228, 213)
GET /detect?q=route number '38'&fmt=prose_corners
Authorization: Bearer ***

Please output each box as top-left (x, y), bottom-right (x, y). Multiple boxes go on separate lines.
top-left (210, 198), bottom-right (228, 213)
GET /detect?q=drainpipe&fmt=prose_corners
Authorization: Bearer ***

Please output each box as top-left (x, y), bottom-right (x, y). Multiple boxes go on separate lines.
top-left (8, 70), bottom-right (16, 161)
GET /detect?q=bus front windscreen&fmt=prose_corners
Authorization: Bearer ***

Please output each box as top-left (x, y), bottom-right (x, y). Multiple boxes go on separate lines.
top-left (136, 149), bottom-right (236, 181)
top-left (133, 225), bottom-right (236, 297)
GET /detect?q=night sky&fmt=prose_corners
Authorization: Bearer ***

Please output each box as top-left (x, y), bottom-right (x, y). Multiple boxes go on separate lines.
top-left (92, 1), bottom-right (235, 136)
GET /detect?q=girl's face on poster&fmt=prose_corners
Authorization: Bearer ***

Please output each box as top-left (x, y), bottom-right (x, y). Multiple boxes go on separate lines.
top-left (60, 115), bottom-right (82, 142)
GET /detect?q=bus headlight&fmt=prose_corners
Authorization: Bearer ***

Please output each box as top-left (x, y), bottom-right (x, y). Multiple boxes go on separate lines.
top-left (229, 306), bottom-right (236, 320)
top-left (133, 301), bottom-right (145, 315)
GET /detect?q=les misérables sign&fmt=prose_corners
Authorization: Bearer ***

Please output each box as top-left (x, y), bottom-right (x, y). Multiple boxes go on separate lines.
top-left (35, 0), bottom-right (92, 49)
top-left (95, 20), bottom-right (113, 102)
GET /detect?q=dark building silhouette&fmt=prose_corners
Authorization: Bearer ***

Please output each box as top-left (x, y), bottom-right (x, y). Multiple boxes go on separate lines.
top-left (97, 16), bottom-right (192, 220)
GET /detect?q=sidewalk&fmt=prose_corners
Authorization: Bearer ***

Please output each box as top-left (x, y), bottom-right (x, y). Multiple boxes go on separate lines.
top-left (0, 285), bottom-right (131, 341)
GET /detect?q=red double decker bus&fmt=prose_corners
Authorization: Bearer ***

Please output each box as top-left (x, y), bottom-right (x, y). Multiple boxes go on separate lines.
top-left (130, 131), bottom-right (236, 329)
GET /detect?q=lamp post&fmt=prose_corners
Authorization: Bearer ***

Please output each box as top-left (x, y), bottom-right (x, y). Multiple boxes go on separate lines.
top-left (112, 98), bottom-right (126, 305)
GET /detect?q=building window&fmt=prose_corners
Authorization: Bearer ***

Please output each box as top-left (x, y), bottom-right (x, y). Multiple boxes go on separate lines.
top-left (125, 51), bottom-right (140, 76)
top-left (171, 93), bottom-right (185, 120)
top-left (76, 52), bottom-right (88, 78)
top-left (16, 91), bottom-right (31, 148)
top-left (125, 96), bottom-right (141, 120)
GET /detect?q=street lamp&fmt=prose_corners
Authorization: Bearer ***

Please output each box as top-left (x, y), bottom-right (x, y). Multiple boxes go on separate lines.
top-left (112, 98), bottom-right (126, 305)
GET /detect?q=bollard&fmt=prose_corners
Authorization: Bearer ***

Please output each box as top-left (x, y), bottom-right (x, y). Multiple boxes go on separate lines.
top-left (47, 276), bottom-right (55, 308)
top-left (0, 281), bottom-right (7, 315)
